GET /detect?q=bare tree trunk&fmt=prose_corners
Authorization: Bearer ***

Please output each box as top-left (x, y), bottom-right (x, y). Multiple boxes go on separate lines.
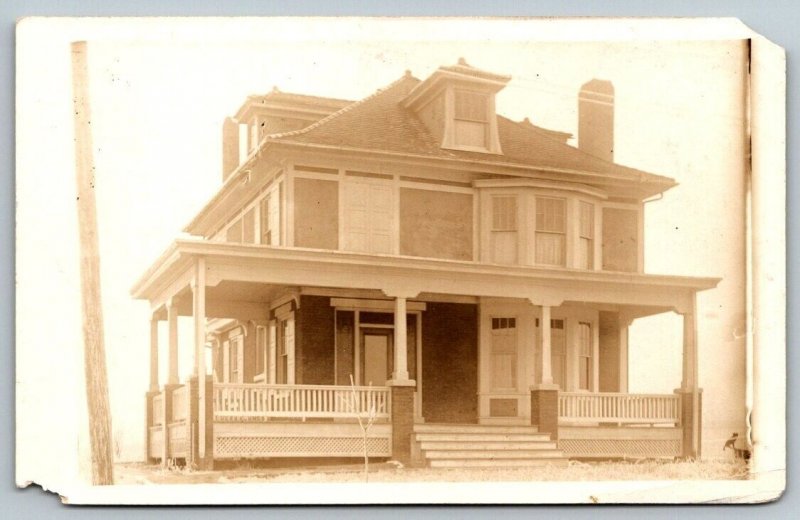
top-left (71, 41), bottom-right (114, 485)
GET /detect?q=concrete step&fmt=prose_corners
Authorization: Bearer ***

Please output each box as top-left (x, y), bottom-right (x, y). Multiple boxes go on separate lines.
top-left (424, 449), bottom-right (564, 459)
top-left (429, 458), bottom-right (569, 468)
top-left (419, 440), bottom-right (558, 451)
top-left (414, 424), bottom-right (539, 434)
top-left (414, 433), bottom-right (551, 442)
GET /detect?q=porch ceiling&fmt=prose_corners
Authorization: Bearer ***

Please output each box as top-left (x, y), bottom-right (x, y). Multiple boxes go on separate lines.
top-left (132, 239), bottom-right (720, 314)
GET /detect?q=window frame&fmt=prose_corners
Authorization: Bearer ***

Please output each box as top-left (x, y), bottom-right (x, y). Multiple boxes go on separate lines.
top-left (577, 321), bottom-right (593, 391)
top-left (534, 196), bottom-right (567, 266)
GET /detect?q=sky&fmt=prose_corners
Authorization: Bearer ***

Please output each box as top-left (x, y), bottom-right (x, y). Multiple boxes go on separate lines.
top-left (15, 18), bottom-right (748, 484)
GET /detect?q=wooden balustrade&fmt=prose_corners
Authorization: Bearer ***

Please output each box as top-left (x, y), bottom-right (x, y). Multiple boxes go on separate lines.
top-left (213, 383), bottom-right (391, 420)
top-left (558, 392), bottom-right (681, 425)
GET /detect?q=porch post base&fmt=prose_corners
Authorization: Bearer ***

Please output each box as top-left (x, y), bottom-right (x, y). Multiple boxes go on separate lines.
top-left (530, 386), bottom-right (559, 440)
top-left (675, 388), bottom-right (703, 459)
top-left (144, 390), bottom-right (159, 464)
top-left (187, 375), bottom-right (216, 470)
top-left (389, 380), bottom-right (416, 465)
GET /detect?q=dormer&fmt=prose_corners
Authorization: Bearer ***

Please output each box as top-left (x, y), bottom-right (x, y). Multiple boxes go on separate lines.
top-left (402, 58), bottom-right (510, 154)
top-left (222, 89), bottom-right (352, 181)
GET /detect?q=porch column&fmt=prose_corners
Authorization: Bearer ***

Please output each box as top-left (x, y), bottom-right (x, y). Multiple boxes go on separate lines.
top-left (618, 314), bottom-right (633, 393)
top-left (385, 290), bottom-right (417, 466)
top-left (191, 257), bottom-right (213, 468)
top-left (677, 293), bottom-right (701, 459)
top-left (540, 305), bottom-right (553, 385)
top-left (167, 299), bottom-right (179, 385)
top-left (392, 296), bottom-right (410, 382)
top-left (531, 304), bottom-right (559, 439)
top-left (149, 315), bottom-right (159, 392)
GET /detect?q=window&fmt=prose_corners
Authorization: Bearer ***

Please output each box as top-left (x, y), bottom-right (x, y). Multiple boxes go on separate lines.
top-left (579, 202), bottom-right (594, 269)
top-left (578, 322), bottom-right (592, 390)
top-left (260, 183), bottom-right (281, 246)
top-left (454, 90), bottom-right (489, 148)
top-left (342, 180), bottom-right (394, 254)
top-left (223, 335), bottom-right (244, 383)
top-left (490, 317), bottom-right (517, 390)
top-left (490, 195), bottom-right (518, 264)
top-left (535, 197), bottom-right (566, 266)
top-left (273, 316), bottom-right (294, 384)
top-left (255, 325), bottom-right (267, 378)
top-left (550, 319), bottom-right (566, 388)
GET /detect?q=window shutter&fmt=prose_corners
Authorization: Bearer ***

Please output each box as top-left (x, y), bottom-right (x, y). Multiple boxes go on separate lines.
top-left (285, 315), bottom-right (295, 384)
top-left (268, 321), bottom-right (277, 384)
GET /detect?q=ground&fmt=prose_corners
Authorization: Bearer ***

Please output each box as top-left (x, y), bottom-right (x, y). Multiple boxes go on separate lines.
top-left (114, 459), bottom-right (749, 485)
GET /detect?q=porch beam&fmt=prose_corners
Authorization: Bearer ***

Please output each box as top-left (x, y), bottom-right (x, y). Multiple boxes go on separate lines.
top-left (392, 296), bottom-right (410, 382)
top-left (149, 316), bottom-right (159, 392)
top-left (167, 299), bottom-right (179, 385)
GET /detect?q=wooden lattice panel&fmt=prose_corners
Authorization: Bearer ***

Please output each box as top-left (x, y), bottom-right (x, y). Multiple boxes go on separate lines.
top-left (148, 427), bottom-right (163, 459)
top-left (168, 422), bottom-right (188, 458)
top-left (560, 438), bottom-right (681, 459)
top-left (214, 435), bottom-right (391, 459)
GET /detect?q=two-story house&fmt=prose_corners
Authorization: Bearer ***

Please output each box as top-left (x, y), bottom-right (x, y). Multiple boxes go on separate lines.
top-left (132, 59), bottom-right (718, 469)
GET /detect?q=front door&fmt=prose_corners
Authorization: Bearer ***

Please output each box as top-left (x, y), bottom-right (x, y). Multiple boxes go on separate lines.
top-left (360, 328), bottom-right (393, 386)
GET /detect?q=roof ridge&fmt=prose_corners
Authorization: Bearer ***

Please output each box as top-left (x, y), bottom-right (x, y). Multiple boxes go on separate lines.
top-left (262, 74), bottom-right (418, 142)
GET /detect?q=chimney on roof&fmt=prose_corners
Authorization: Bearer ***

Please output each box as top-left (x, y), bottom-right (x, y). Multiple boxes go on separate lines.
top-left (578, 79), bottom-right (615, 162)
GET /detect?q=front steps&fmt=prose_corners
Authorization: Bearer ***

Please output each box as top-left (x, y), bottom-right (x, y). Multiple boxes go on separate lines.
top-left (412, 423), bottom-right (568, 468)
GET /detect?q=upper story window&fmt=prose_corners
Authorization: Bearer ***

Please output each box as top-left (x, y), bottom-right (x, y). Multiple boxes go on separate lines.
top-left (454, 90), bottom-right (489, 149)
top-left (490, 195), bottom-right (518, 264)
top-left (579, 201), bottom-right (594, 270)
top-left (535, 197), bottom-right (566, 266)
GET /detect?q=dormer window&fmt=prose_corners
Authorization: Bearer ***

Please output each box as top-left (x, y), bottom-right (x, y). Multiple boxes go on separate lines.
top-left (401, 59), bottom-right (508, 155)
top-left (454, 90), bottom-right (489, 149)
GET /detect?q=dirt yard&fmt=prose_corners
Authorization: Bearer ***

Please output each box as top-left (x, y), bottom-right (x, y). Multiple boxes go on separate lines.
top-left (114, 458), bottom-right (749, 485)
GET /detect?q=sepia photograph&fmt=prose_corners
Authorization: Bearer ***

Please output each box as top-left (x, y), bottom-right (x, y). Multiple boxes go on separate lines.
top-left (14, 17), bottom-right (785, 504)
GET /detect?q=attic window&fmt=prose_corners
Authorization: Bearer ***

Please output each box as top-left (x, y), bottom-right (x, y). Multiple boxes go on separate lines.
top-left (453, 90), bottom-right (489, 149)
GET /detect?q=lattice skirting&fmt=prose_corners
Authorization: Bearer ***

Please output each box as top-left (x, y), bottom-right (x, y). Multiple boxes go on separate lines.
top-left (168, 422), bottom-right (188, 458)
top-left (560, 438), bottom-right (681, 459)
top-left (148, 428), bottom-right (163, 459)
top-left (215, 435), bottom-right (391, 459)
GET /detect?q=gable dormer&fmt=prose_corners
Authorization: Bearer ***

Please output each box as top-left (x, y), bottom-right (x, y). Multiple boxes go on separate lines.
top-left (402, 58), bottom-right (510, 154)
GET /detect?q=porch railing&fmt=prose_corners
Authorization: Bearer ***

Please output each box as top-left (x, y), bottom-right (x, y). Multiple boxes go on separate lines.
top-left (558, 392), bottom-right (681, 425)
top-left (213, 383), bottom-right (391, 420)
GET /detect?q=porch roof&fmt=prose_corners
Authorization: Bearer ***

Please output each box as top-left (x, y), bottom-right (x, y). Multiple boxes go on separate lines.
top-left (131, 239), bottom-right (720, 314)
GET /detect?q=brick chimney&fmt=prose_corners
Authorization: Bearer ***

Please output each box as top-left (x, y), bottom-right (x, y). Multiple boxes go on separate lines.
top-left (578, 79), bottom-right (615, 162)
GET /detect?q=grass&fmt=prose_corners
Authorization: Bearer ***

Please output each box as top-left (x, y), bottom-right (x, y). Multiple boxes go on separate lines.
top-left (114, 458), bottom-right (749, 485)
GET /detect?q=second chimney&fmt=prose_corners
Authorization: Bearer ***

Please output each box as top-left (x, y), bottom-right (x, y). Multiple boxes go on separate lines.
top-left (578, 79), bottom-right (615, 163)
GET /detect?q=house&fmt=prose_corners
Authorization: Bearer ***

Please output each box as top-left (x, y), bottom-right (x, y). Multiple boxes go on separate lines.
top-left (131, 58), bottom-right (719, 469)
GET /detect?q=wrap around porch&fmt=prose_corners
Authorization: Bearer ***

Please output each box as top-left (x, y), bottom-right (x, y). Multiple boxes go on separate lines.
top-left (135, 241), bottom-right (715, 467)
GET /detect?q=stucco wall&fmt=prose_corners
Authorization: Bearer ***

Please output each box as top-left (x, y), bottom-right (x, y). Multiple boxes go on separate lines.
top-left (294, 178), bottom-right (339, 250)
top-left (399, 188), bottom-right (473, 261)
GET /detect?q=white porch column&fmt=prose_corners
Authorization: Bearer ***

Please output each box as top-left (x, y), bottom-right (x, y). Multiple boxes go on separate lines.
top-left (191, 257), bottom-right (208, 459)
top-left (149, 316), bottom-right (159, 391)
top-left (167, 299), bottom-right (179, 385)
top-left (392, 296), bottom-right (410, 382)
top-left (191, 259), bottom-right (207, 378)
top-left (540, 305), bottom-right (553, 385)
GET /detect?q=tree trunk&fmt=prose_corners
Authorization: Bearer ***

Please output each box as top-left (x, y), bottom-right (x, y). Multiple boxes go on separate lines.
top-left (71, 40), bottom-right (114, 485)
